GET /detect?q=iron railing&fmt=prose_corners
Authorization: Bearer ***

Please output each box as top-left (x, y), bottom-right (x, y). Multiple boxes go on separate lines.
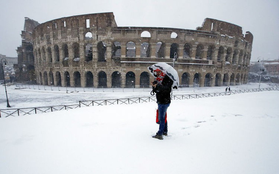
top-left (0, 87), bottom-right (278, 118)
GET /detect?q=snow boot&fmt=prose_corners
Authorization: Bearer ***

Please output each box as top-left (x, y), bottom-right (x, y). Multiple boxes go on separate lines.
top-left (152, 134), bottom-right (163, 140)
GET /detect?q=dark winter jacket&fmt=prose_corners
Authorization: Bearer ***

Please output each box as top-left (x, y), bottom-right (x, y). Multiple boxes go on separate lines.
top-left (154, 75), bottom-right (173, 104)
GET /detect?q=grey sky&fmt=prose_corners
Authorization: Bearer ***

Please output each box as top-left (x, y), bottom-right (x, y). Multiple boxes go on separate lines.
top-left (0, 0), bottom-right (278, 61)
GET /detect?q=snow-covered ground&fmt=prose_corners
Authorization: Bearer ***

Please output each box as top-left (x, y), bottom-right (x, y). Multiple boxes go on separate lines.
top-left (0, 83), bottom-right (279, 174)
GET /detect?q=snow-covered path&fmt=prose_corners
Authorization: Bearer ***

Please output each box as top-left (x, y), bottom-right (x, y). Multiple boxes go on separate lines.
top-left (0, 84), bottom-right (278, 174)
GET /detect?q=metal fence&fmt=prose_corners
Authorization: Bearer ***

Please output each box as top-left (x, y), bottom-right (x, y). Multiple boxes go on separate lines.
top-left (0, 87), bottom-right (278, 118)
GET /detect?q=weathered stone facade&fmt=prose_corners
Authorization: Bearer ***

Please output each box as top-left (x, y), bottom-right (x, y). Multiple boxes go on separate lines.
top-left (32, 12), bottom-right (253, 88)
top-left (17, 17), bottom-right (39, 82)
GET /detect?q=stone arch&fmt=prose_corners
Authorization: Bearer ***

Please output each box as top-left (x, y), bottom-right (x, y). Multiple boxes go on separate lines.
top-left (54, 45), bottom-right (60, 62)
top-left (196, 44), bottom-right (204, 59)
top-left (47, 47), bottom-right (52, 63)
top-left (126, 71), bottom-right (135, 88)
top-left (85, 71), bottom-right (94, 87)
top-left (204, 73), bottom-right (213, 87)
top-left (230, 73), bottom-right (235, 86)
top-left (156, 42), bottom-right (165, 58)
top-left (217, 46), bottom-right (225, 62)
top-left (62, 44), bottom-right (69, 59)
top-left (112, 41), bottom-right (121, 58)
top-left (170, 43), bottom-right (179, 59)
top-left (64, 71), bottom-right (70, 87)
top-left (98, 71), bottom-right (107, 88)
top-left (225, 47), bottom-right (232, 62)
top-left (183, 43), bottom-right (191, 58)
top-left (49, 71), bottom-right (54, 85)
top-left (207, 45), bottom-right (215, 60)
top-left (126, 41), bottom-right (136, 58)
top-left (43, 71), bottom-right (48, 85)
top-left (85, 44), bottom-right (93, 62)
top-left (39, 72), bottom-right (42, 85)
top-left (97, 41), bottom-right (107, 62)
top-left (215, 73), bottom-right (221, 86)
top-left (141, 42), bottom-right (150, 58)
top-left (193, 73), bottom-right (200, 87)
top-left (73, 42), bottom-right (80, 60)
top-left (55, 71), bottom-right (61, 86)
top-left (223, 73), bottom-right (229, 86)
top-left (232, 49), bottom-right (238, 64)
top-left (141, 31), bottom-right (151, 38)
top-left (140, 72), bottom-right (149, 88)
top-left (181, 72), bottom-right (190, 87)
top-left (74, 71), bottom-right (81, 87)
top-left (111, 71), bottom-right (122, 88)
top-left (236, 73), bottom-right (241, 85)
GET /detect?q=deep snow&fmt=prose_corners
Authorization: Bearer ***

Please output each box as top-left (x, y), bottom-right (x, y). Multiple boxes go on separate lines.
top-left (0, 83), bottom-right (279, 174)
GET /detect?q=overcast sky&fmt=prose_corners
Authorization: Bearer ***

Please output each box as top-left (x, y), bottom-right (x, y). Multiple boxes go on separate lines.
top-left (0, 0), bottom-right (278, 61)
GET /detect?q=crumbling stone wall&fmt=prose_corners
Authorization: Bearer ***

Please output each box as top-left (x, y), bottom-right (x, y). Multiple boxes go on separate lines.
top-left (31, 12), bottom-right (253, 88)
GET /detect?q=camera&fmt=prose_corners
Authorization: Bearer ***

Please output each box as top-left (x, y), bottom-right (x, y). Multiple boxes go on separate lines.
top-left (152, 81), bottom-right (157, 85)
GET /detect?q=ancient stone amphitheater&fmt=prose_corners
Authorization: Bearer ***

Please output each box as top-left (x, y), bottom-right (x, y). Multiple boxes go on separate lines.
top-left (32, 12), bottom-right (253, 88)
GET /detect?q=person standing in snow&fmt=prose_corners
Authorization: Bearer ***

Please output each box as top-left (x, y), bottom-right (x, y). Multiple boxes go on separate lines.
top-left (151, 68), bottom-right (173, 140)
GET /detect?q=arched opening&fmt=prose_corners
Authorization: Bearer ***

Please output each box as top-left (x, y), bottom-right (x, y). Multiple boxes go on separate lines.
top-left (126, 41), bottom-right (136, 58)
top-left (156, 42), bottom-right (165, 58)
top-left (74, 71), bottom-right (81, 87)
top-left (230, 74), bottom-right (235, 86)
top-left (64, 71), bottom-right (70, 87)
top-left (204, 73), bottom-right (212, 87)
top-left (126, 71), bottom-right (135, 88)
top-left (111, 71), bottom-right (121, 88)
top-left (85, 44), bottom-right (93, 62)
top-left (183, 44), bottom-right (191, 58)
top-left (181, 73), bottom-right (190, 87)
top-left (56, 72), bottom-right (61, 86)
top-left (141, 42), bottom-right (150, 58)
top-left (97, 41), bottom-right (107, 62)
top-left (207, 45), bottom-right (215, 60)
top-left (54, 45), bottom-right (60, 62)
top-left (225, 47), bottom-right (232, 62)
top-left (195, 44), bottom-right (204, 59)
top-left (171, 32), bottom-right (178, 38)
top-left (62, 44), bottom-right (69, 59)
top-left (98, 71), bottom-right (107, 88)
top-left (47, 47), bottom-right (52, 63)
top-left (236, 74), bottom-right (240, 85)
top-left (112, 41), bottom-right (121, 58)
top-left (232, 50), bottom-right (238, 64)
top-left (217, 46), bottom-right (224, 62)
top-left (39, 72), bottom-right (42, 85)
top-left (170, 43), bottom-right (178, 59)
top-left (85, 32), bottom-right (93, 39)
top-left (49, 72), bottom-right (54, 85)
top-left (85, 71), bottom-right (94, 87)
top-left (73, 43), bottom-right (80, 62)
top-left (215, 73), bottom-right (221, 86)
top-left (223, 73), bottom-right (229, 86)
top-left (141, 31), bottom-right (151, 38)
top-left (193, 73), bottom-right (200, 87)
top-left (62, 44), bottom-right (69, 67)
top-left (140, 72), bottom-right (149, 88)
top-left (43, 71), bottom-right (48, 85)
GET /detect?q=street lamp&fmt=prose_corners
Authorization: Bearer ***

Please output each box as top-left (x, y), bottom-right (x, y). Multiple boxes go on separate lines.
top-left (1, 58), bottom-right (11, 107)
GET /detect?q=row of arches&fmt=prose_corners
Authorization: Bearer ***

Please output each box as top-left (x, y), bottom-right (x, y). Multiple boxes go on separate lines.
top-left (35, 41), bottom-right (250, 66)
top-left (38, 70), bottom-right (246, 88)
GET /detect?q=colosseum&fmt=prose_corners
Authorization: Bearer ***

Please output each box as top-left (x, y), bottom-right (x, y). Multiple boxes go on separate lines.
top-left (32, 12), bottom-right (253, 88)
